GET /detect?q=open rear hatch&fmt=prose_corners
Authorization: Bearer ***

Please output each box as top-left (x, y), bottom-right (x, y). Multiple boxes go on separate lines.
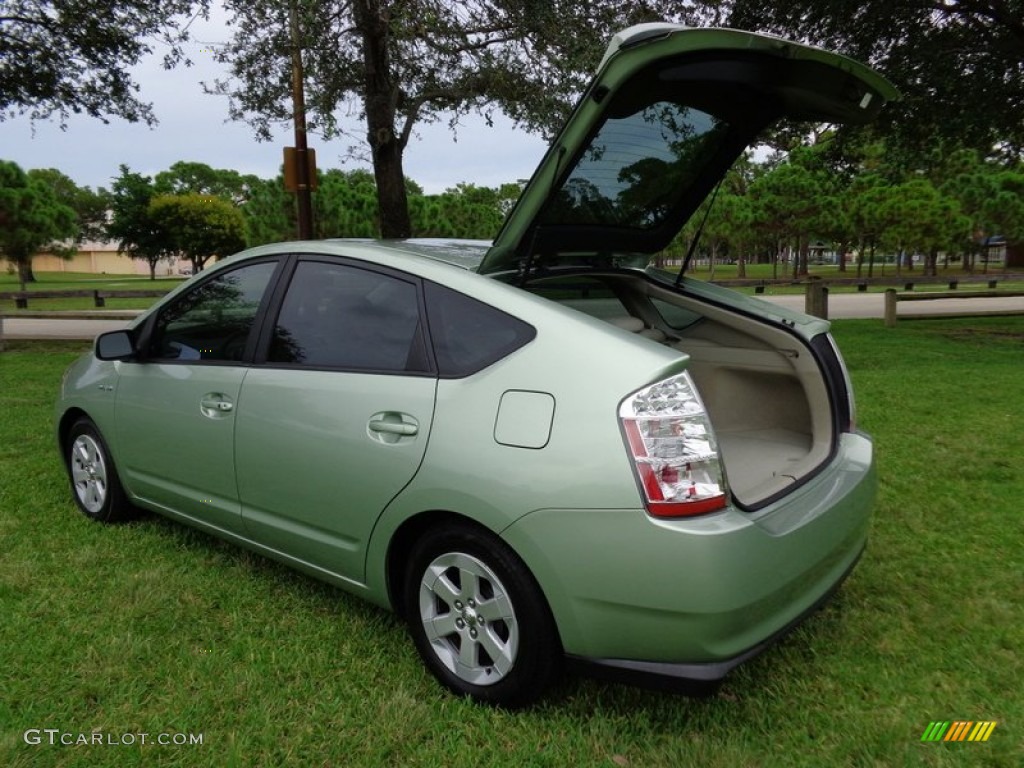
top-left (479, 24), bottom-right (898, 278)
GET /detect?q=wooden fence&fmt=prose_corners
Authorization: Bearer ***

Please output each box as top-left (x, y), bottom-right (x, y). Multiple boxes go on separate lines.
top-left (883, 289), bottom-right (1024, 327)
top-left (0, 289), bottom-right (167, 309)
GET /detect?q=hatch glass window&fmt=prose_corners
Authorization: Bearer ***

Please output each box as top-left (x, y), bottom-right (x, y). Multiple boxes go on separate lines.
top-left (540, 101), bottom-right (728, 229)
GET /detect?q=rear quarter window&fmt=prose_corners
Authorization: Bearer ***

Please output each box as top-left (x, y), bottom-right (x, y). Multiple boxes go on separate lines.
top-left (424, 283), bottom-right (535, 377)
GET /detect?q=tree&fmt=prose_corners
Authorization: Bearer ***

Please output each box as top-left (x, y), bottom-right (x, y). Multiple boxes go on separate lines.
top-left (844, 173), bottom-right (900, 277)
top-left (410, 183), bottom-right (506, 239)
top-left (148, 193), bottom-right (247, 273)
top-left (316, 169), bottom-right (381, 238)
top-left (1, 0), bottom-right (209, 125)
top-left (243, 168), bottom-right (380, 244)
top-left (243, 175), bottom-right (298, 246)
top-left (154, 161), bottom-right (261, 205)
top-left (747, 148), bottom-right (837, 278)
top-left (243, 168), bottom-right (516, 245)
top-left (0, 160), bottom-right (77, 286)
top-left (211, 0), bottom-right (703, 238)
top-left (27, 168), bottom-right (110, 243)
top-left (107, 166), bottom-right (167, 279)
top-left (881, 179), bottom-right (968, 275)
top-left (940, 150), bottom-right (1024, 270)
top-left (725, 0), bottom-right (1024, 158)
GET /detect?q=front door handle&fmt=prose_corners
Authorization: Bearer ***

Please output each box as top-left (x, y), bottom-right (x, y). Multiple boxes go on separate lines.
top-left (368, 419), bottom-right (417, 436)
top-left (200, 394), bottom-right (234, 419)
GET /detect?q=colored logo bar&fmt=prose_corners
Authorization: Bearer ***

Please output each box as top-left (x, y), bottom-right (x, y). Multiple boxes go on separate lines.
top-left (921, 721), bottom-right (997, 742)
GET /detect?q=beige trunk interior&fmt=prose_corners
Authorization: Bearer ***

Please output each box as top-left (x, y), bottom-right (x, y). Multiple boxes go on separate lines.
top-left (639, 286), bottom-right (833, 507)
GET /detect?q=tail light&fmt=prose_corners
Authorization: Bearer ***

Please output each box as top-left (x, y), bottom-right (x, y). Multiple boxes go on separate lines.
top-left (619, 372), bottom-right (728, 517)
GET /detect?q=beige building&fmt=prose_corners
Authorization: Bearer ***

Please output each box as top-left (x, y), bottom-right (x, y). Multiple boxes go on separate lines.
top-left (32, 241), bottom-right (190, 276)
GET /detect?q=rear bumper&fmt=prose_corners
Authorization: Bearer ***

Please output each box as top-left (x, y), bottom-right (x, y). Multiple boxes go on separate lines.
top-left (565, 545), bottom-right (862, 692)
top-left (500, 431), bottom-right (875, 680)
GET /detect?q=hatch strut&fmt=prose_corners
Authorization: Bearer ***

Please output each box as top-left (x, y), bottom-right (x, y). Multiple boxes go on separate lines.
top-left (519, 145), bottom-right (569, 286)
top-left (675, 179), bottom-right (723, 288)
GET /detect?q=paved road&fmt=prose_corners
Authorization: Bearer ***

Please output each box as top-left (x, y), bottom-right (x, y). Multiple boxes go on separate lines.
top-left (3, 293), bottom-right (1024, 341)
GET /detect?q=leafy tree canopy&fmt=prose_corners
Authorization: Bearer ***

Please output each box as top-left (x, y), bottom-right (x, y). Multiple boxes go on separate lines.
top-left (148, 192), bottom-right (247, 273)
top-left (106, 165), bottom-right (166, 278)
top-left (725, 0), bottom-right (1024, 158)
top-left (0, 159), bottom-right (78, 284)
top-left (1, 0), bottom-right (208, 125)
top-left (243, 168), bottom-right (518, 246)
top-left (154, 161), bottom-right (262, 204)
top-left (27, 168), bottom-right (110, 242)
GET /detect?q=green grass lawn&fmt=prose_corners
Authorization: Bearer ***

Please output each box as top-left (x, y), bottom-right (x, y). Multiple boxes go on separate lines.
top-left (1, 319), bottom-right (1022, 767)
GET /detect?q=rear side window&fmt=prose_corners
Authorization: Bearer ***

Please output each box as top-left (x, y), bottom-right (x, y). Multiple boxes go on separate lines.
top-left (424, 283), bottom-right (535, 377)
top-left (268, 260), bottom-right (428, 372)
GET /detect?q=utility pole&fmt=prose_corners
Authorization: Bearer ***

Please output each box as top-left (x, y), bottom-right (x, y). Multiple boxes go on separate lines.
top-left (286, 0), bottom-right (315, 239)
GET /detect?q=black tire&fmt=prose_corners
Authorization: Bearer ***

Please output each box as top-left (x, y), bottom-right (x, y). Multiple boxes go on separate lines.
top-left (404, 523), bottom-right (562, 708)
top-left (65, 418), bottom-right (136, 523)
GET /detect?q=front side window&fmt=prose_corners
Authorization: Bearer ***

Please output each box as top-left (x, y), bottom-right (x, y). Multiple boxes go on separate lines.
top-left (268, 260), bottom-right (427, 372)
top-left (148, 261), bottom-right (277, 362)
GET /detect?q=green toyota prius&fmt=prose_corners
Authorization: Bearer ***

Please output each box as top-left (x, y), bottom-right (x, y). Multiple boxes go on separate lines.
top-left (56, 24), bottom-right (896, 707)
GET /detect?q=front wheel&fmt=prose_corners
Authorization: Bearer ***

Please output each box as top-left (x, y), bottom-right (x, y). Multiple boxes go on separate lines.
top-left (65, 418), bottom-right (136, 523)
top-left (404, 524), bottom-right (561, 708)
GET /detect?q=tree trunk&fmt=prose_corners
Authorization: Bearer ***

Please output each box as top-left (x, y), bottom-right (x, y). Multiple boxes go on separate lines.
top-left (737, 249), bottom-right (746, 278)
top-left (355, 0), bottom-right (411, 239)
top-left (17, 259), bottom-right (36, 286)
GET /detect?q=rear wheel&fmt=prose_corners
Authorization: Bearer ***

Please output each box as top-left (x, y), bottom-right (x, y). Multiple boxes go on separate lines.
top-left (404, 523), bottom-right (561, 708)
top-left (66, 418), bottom-right (136, 523)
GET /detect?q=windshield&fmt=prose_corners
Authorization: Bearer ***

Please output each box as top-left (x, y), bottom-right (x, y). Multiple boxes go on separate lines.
top-left (539, 101), bottom-right (729, 231)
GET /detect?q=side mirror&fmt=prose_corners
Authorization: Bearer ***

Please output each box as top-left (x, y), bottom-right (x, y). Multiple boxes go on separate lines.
top-left (96, 330), bottom-right (137, 361)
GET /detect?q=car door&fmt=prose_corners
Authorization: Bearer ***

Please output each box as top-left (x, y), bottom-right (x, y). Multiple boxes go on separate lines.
top-left (114, 259), bottom-right (281, 535)
top-left (235, 257), bottom-right (436, 583)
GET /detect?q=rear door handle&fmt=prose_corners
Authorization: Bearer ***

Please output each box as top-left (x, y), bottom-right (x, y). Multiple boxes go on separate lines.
top-left (368, 420), bottom-right (417, 436)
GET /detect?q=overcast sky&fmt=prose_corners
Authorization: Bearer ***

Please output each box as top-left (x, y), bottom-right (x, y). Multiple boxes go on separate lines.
top-left (0, 8), bottom-right (549, 194)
